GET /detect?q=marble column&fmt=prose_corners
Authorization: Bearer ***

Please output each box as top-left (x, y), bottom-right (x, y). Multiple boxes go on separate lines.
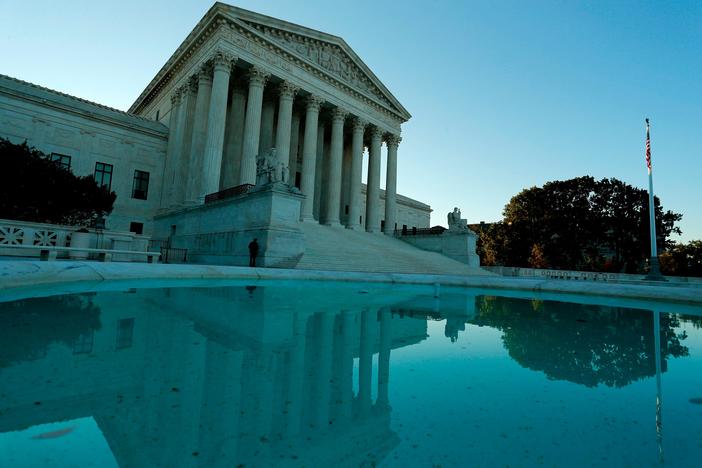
top-left (274, 81), bottom-right (299, 171)
top-left (288, 113), bottom-right (301, 185)
top-left (161, 89), bottom-right (182, 207)
top-left (383, 134), bottom-right (401, 235)
top-left (220, 87), bottom-right (247, 190)
top-left (239, 66), bottom-right (270, 186)
top-left (300, 95), bottom-right (324, 221)
top-left (323, 107), bottom-right (347, 226)
top-left (199, 51), bottom-right (236, 201)
top-left (169, 80), bottom-right (196, 206)
top-left (365, 126), bottom-right (383, 233)
top-left (313, 124), bottom-right (326, 221)
top-left (347, 117), bottom-right (366, 229)
top-left (176, 77), bottom-right (198, 205)
top-left (185, 66), bottom-right (212, 204)
top-left (259, 97), bottom-right (276, 156)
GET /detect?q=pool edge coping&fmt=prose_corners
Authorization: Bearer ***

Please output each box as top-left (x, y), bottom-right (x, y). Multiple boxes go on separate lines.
top-left (1, 260), bottom-right (701, 306)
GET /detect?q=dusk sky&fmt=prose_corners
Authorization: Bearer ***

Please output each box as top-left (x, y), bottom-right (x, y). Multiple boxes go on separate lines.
top-left (3, 0), bottom-right (700, 241)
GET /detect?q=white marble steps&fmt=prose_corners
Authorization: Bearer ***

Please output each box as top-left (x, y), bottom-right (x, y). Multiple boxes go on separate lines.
top-left (296, 223), bottom-right (490, 276)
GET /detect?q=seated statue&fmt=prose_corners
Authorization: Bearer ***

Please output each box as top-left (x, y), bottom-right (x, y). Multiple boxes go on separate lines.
top-left (256, 148), bottom-right (289, 186)
top-left (447, 207), bottom-right (468, 231)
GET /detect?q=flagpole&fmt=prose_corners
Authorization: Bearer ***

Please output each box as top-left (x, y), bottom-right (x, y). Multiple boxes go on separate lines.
top-left (645, 118), bottom-right (665, 281)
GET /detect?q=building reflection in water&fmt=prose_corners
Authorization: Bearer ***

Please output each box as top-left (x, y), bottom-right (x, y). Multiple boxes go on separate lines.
top-left (0, 285), bottom-right (432, 467)
top-left (0, 286), bottom-right (690, 467)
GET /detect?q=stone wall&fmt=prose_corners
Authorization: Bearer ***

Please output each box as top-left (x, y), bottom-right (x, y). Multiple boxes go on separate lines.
top-left (154, 184), bottom-right (304, 267)
top-left (360, 184), bottom-right (431, 231)
top-left (0, 75), bottom-right (168, 235)
top-left (399, 231), bottom-right (480, 267)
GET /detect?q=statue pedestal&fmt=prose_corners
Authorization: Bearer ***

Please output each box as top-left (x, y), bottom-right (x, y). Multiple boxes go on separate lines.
top-left (440, 229), bottom-right (480, 266)
top-left (398, 226), bottom-right (480, 267)
top-left (153, 184), bottom-right (304, 267)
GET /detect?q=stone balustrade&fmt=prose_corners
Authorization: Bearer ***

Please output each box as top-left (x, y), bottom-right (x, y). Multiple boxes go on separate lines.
top-left (0, 218), bottom-right (150, 261)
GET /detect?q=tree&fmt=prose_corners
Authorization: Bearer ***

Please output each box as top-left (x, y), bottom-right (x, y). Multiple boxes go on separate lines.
top-left (0, 138), bottom-right (116, 226)
top-left (479, 176), bottom-right (682, 273)
top-left (660, 240), bottom-right (702, 277)
top-left (0, 295), bottom-right (102, 369)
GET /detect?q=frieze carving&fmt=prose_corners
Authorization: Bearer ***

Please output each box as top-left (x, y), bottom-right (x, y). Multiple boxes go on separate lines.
top-left (226, 27), bottom-right (293, 73)
top-left (245, 22), bottom-right (392, 108)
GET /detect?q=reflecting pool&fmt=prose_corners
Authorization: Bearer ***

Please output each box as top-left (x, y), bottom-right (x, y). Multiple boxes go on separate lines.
top-left (1, 283), bottom-right (701, 467)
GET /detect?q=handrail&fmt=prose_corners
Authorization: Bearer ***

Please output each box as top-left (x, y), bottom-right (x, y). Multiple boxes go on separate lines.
top-left (204, 184), bottom-right (255, 204)
top-left (394, 226), bottom-right (446, 237)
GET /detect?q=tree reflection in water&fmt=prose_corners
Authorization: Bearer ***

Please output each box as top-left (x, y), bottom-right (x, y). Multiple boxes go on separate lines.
top-left (0, 295), bottom-right (101, 369)
top-left (473, 296), bottom-right (688, 388)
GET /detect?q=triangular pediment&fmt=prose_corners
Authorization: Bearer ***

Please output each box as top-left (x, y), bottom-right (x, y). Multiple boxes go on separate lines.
top-left (221, 5), bottom-right (410, 120)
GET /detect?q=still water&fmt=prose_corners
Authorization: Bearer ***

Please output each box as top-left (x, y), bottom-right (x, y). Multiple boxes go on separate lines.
top-left (0, 282), bottom-right (701, 467)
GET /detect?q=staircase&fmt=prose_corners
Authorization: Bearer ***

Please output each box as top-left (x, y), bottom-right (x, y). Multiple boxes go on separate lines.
top-left (295, 223), bottom-right (491, 276)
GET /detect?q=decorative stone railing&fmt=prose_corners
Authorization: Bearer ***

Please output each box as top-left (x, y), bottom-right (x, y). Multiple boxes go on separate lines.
top-left (483, 266), bottom-right (702, 284)
top-left (0, 218), bottom-right (151, 261)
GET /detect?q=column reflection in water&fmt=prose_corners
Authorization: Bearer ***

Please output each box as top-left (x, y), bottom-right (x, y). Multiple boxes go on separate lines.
top-left (0, 285), bottom-right (438, 467)
top-left (358, 308), bottom-right (376, 414)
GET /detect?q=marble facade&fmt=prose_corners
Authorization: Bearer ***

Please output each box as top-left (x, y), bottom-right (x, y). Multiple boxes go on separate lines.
top-left (0, 3), bottom-right (432, 262)
top-left (132, 3), bottom-right (425, 235)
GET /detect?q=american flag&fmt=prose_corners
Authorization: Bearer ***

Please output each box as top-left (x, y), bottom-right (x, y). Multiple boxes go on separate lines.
top-left (645, 118), bottom-right (652, 173)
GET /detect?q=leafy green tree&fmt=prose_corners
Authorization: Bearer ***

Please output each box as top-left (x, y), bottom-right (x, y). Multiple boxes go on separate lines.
top-left (0, 138), bottom-right (116, 226)
top-left (479, 176), bottom-right (682, 273)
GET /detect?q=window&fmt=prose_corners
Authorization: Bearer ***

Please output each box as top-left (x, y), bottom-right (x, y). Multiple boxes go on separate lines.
top-left (381, 220), bottom-right (385, 231)
top-left (73, 330), bottom-right (94, 354)
top-left (129, 222), bottom-right (144, 235)
top-left (50, 153), bottom-right (71, 170)
top-left (295, 172), bottom-right (301, 189)
top-left (155, 110), bottom-right (160, 121)
top-left (116, 318), bottom-right (135, 349)
top-left (131, 170), bottom-right (150, 200)
top-left (94, 162), bottom-right (113, 191)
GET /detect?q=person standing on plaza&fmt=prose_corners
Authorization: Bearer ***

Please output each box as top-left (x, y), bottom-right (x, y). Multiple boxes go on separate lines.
top-left (248, 238), bottom-right (260, 267)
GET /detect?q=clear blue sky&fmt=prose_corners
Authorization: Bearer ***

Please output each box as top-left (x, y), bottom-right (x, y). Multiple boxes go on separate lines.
top-left (2, 0), bottom-right (700, 241)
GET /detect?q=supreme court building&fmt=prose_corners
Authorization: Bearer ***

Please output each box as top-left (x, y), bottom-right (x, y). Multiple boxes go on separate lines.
top-left (0, 3), bottom-right (446, 267)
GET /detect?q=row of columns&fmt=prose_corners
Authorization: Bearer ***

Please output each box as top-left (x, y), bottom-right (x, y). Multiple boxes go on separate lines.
top-left (162, 49), bottom-right (401, 234)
